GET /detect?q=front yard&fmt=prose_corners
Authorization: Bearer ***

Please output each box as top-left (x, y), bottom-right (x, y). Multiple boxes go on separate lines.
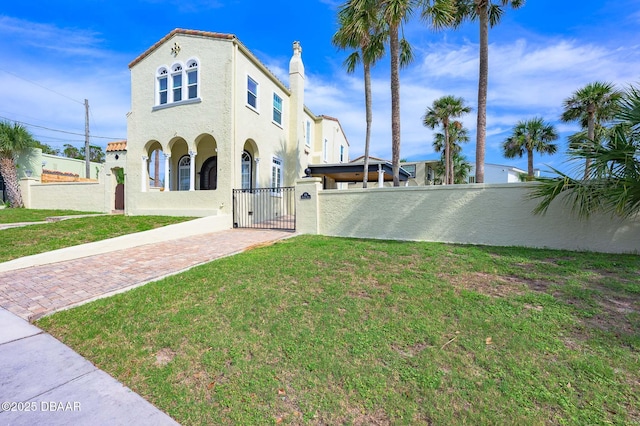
top-left (0, 209), bottom-right (192, 262)
top-left (37, 235), bottom-right (639, 425)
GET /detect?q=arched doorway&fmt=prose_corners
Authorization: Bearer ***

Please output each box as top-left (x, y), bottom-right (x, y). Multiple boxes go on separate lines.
top-left (113, 167), bottom-right (125, 210)
top-left (200, 156), bottom-right (217, 190)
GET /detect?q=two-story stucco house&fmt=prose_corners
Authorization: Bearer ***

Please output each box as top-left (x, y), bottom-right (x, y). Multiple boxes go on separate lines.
top-left (122, 29), bottom-right (349, 222)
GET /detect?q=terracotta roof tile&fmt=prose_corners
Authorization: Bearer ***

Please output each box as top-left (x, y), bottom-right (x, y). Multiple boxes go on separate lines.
top-left (128, 29), bottom-right (236, 69)
top-left (106, 140), bottom-right (127, 152)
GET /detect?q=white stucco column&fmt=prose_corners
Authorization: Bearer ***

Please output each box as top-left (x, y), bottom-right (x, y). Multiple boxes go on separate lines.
top-left (163, 153), bottom-right (171, 192)
top-left (254, 157), bottom-right (260, 188)
top-left (189, 150), bottom-right (196, 191)
top-left (378, 164), bottom-right (384, 188)
top-left (141, 156), bottom-right (148, 192)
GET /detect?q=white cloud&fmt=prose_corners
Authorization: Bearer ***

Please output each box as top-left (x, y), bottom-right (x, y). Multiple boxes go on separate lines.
top-left (305, 32), bottom-right (640, 171)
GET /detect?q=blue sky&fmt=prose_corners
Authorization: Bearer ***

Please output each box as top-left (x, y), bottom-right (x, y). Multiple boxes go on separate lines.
top-left (1, 0), bottom-right (639, 175)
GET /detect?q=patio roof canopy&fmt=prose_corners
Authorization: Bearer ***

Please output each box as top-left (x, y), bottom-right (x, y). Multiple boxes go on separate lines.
top-left (305, 161), bottom-right (411, 183)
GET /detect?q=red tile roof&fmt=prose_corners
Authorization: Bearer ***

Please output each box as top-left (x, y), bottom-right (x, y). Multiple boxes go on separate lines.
top-left (128, 29), bottom-right (236, 69)
top-left (106, 140), bottom-right (127, 152)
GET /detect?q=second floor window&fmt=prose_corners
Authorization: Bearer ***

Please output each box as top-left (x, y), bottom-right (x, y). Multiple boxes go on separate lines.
top-left (247, 77), bottom-right (258, 109)
top-left (158, 68), bottom-right (168, 105)
top-left (273, 94), bottom-right (282, 125)
top-left (172, 65), bottom-right (183, 102)
top-left (155, 59), bottom-right (199, 107)
top-left (186, 60), bottom-right (198, 99)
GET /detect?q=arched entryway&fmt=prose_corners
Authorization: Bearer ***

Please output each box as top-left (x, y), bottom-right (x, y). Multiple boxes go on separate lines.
top-left (200, 156), bottom-right (217, 190)
top-left (112, 167), bottom-right (125, 210)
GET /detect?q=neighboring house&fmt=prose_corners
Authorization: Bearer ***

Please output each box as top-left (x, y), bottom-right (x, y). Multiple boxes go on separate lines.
top-left (124, 28), bottom-right (349, 217)
top-left (15, 148), bottom-right (103, 182)
top-left (468, 163), bottom-right (535, 184)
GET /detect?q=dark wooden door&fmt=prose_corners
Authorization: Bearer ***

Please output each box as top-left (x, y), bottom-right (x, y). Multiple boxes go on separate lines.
top-left (115, 183), bottom-right (125, 210)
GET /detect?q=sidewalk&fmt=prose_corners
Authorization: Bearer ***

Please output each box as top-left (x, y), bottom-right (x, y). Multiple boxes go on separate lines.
top-left (0, 308), bottom-right (180, 425)
top-left (0, 218), bottom-right (295, 425)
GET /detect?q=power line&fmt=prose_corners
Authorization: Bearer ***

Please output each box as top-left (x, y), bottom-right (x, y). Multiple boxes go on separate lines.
top-left (0, 115), bottom-right (125, 140)
top-left (0, 67), bottom-right (84, 105)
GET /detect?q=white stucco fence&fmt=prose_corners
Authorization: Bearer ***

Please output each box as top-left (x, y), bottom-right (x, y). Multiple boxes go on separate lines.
top-left (296, 179), bottom-right (640, 254)
top-left (20, 179), bottom-right (108, 213)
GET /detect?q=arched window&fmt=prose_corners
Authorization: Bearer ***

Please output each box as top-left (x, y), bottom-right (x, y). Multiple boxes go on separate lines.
top-left (157, 68), bottom-right (168, 105)
top-left (241, 151), bottom-right (252, 190)
top-left (172, 64), bottom-right (183, 102)
top-left (178, 155), bottom-right (190, 191)
top-left (186, 59), bottom-right (198, 100)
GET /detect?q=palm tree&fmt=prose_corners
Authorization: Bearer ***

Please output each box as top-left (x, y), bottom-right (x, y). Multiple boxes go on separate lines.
top-left (502, 118), bottom-right (558, 180)
top-left (433, 150), bottom-right (472, 184)
top-left (333, 0), bottom-right (385, 189)
top-left (433, 120), bottom-right (470, 183)
top-left (380, 0), bottom-right (455, 186)
top-left (453, 0), bottom-right (524, 184)
top-left (423, 96), bottom-right (472, 184)
top-left (0, 121), bottom-right (36, 208)
top-left (531, 84), bottom-right (640, 218)
top-left (561, 81), bottom-right (623, 179)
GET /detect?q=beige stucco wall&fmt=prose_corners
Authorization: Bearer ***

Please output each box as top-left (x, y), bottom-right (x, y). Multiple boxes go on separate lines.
top-left (127, 33), bottom-right (236, 216)
top-left (125, 32), bottom-right (352, 217)
top-left (21, 179), bottom-right (107, 213)
top-left (303, 183), bottom-right (639, 254)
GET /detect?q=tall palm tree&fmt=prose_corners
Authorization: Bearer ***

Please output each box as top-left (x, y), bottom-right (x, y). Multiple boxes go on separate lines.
top-left (532, 84), bottom-right (640, 218)
top-left (380, 0), bottom-right (455, 186)
top-left (453, 0), bottom-right (524, 184)
top-left (333, 0), bottom-right (385, 189)
top-left (502, 117), bottom-right (558, 180)
top-left (0, 121), bottom-right (36, 208)
top-left (423, 95), bottom-right (472, 184)
top-left (561, 81), bottom-right (623, 179)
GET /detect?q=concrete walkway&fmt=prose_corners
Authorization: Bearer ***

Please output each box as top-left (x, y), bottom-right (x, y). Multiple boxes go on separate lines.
top-left (0, 218), bottom-right (295, 425)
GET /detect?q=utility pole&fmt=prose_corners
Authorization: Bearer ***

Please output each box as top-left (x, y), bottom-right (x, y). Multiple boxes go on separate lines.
top-left (84, 99), bottom-right (90, 178)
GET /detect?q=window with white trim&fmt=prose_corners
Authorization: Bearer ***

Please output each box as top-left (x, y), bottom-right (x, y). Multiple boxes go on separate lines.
top-left (172, 64), bottom-right (183, 102)
top-left (271, 157), bottom-right (282, 189)
top-left (186, 60), bottom-right (198, 99)
top-left (241, 151), bottom-right (252, 190)
top-left (247, 76), bottom-right (258, 109)
top-left (157, 68), bottom-right (168, 105)
top-left (178, 155), bottom-right (190, 191)
top-left (340, 145), bottom-right (345, 163)
top-left (272, 93), bottom-right (282, 125)
top-left (306, 120), bottom-right (311, 146)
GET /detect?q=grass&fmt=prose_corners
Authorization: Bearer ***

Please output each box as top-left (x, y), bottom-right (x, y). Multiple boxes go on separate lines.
top-left (0, 209), bottom-right (193, 262)
top-left (37, 235), bottom-right (639, 425)
top-left (0, 208), bottom-right (98, 223)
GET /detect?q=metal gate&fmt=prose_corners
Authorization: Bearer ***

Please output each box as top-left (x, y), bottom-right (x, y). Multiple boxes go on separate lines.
top-left (233, 187), bottom-right (295, 231)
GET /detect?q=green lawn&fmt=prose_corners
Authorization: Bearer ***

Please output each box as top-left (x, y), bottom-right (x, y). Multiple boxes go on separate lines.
top-left (37, 236), bottom-right (639, 425)
top-left (0, 208), bottom-right (98, 223)
top-left (0, 209), bottom-right (192, 262)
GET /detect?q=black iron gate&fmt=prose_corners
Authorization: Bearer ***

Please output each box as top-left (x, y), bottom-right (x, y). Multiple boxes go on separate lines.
top-left (233, 187), bottom-right (295, 231)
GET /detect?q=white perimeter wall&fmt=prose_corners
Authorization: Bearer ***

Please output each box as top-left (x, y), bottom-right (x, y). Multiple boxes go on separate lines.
top-left (297, 180), bottom-right (639, 254)
top-left (21, 179), bottom-right (108, 213)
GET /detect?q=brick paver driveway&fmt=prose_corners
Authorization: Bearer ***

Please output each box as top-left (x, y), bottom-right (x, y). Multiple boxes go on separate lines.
top-left (0, 229), bottom-right (294, 321)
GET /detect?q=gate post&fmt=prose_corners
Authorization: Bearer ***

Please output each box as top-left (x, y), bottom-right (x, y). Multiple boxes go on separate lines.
top-left (295, 177), bottom-right (322, 234)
